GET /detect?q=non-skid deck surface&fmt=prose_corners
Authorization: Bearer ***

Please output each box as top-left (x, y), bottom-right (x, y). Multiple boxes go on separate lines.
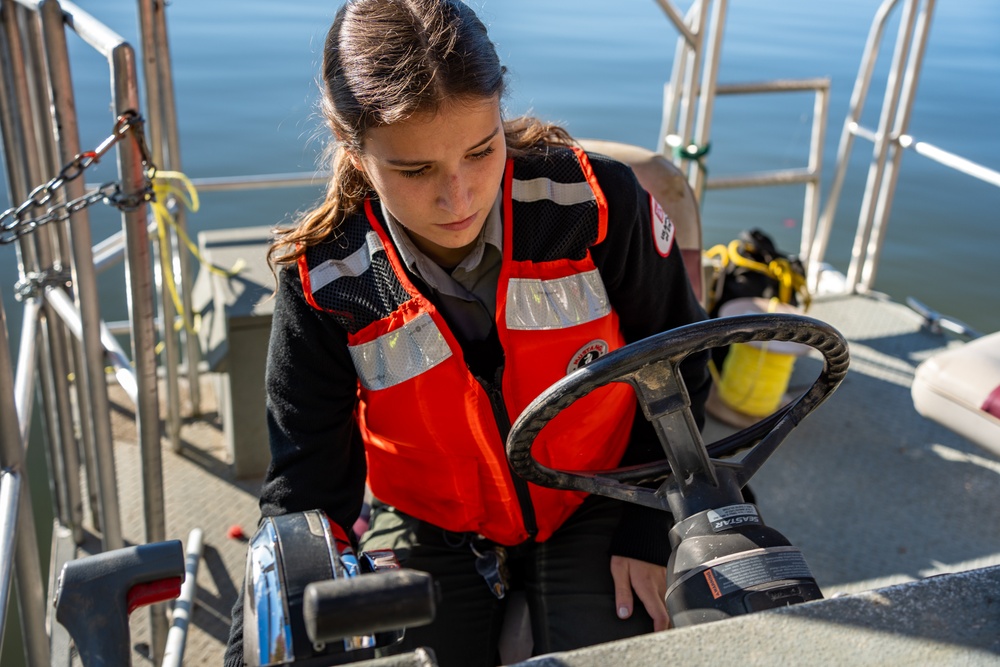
top-left (103, 375), bottom-right (261, 666)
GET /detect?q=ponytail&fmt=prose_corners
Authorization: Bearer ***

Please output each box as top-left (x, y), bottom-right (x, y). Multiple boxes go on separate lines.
top-left (268, 146), bottom-right (369, 269)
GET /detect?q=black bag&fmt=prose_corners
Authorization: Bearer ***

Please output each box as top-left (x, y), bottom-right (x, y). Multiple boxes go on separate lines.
top-left (706, 228), bottom-right (808, 318)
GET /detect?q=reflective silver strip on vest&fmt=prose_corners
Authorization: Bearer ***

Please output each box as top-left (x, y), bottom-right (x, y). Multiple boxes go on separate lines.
top-left (308, 230), bottom-right (384, 293)
top-left (512, 177), bottom-right (595, 206)
top-left (506, 270), bottom-right (611, 331)
top-left (350, 312), bottom-right (453, 390)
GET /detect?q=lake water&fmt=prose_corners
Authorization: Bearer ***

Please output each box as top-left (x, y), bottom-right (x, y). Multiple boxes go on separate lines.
top-left (1, 0), bottom-right (998, 343)
top-left (0, 1), bottom-right (998, 661)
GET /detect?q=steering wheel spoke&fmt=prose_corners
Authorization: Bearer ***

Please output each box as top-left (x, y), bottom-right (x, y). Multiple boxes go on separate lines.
top-left (629, 358), bottom-right (715, 489)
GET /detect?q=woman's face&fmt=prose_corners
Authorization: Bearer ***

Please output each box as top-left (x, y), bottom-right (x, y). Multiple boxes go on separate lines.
top-left (353, 96), bottom-right (507, 268)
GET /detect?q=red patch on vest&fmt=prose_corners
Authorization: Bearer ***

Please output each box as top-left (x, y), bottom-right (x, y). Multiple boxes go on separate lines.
top-left (651, 194), bottom-right (674, 257)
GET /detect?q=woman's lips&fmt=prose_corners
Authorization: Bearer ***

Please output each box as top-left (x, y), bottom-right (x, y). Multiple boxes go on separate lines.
top-left (439, 213), bottom-right (477, 232)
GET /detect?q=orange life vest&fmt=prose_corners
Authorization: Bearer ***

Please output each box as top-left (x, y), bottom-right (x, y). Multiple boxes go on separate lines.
top-left (299, 147), bottom-right (636, 545)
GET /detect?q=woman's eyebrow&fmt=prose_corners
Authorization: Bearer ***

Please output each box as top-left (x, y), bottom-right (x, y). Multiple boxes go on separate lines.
top-left (386, 126), bottom-right (500, 167)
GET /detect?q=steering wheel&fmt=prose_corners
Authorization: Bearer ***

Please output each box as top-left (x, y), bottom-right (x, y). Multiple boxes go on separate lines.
top-left (506, 313), bottom-right (849, 520)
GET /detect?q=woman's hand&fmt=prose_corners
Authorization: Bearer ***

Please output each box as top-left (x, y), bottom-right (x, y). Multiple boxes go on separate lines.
top-left (610, 555), bottom-right (671, 631)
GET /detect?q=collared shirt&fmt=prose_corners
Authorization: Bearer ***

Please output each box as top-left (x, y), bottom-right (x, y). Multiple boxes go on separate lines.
top-left (381, 194), bottom-right (503, 342)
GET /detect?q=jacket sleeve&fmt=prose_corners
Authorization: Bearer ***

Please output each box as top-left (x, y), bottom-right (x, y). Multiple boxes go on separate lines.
top-left (257, 266), bottom-right (368, 524)
top-left (587, 151), bottom-right (711, 566)
top-left (225, 265), bottom-right (367, 667)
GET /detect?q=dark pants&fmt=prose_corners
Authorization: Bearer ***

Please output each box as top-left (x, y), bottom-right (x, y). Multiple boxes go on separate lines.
top-left (359, 494), bottom-right (655, 667)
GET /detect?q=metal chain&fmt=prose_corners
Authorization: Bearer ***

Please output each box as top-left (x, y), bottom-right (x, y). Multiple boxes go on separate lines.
top-left (0, 111), bottom-right (156, 245)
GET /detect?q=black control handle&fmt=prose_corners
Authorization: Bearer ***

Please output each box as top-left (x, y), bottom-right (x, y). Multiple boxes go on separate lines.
top-left (54, 540), bottom-right (185, 667)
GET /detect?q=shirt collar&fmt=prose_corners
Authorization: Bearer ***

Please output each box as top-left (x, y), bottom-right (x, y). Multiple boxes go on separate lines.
top-left (380, 192), bottom-right (503, 288)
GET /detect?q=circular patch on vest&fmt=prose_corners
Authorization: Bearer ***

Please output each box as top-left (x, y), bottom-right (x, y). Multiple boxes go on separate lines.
top-left (567, 340), bottom-right (610, 374)
top-left (650, 193), bottom-right (675, 257)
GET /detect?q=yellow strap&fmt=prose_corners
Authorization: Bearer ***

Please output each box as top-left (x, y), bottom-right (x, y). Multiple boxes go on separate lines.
top-left (704, 238), bottom-right (811, 311)
top-left (149, 170), bottom-right (245, 337)
top-left (704, 243), bottom-right (731, 267)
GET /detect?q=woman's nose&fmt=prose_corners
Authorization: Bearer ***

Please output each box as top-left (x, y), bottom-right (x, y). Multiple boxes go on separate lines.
top-left (437, 170), bottom-right (472, 214)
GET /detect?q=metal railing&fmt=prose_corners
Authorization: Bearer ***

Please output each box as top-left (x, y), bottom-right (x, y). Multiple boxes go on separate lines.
top-left (0, 291), bottom-right (45, 666)
top-left (811, 0), bottom-right (1000, 293)
top-left (0, 0), bottom-right (168, 662)
top-left (656, 0), bottom-right (725, 201)
top-left (656, 0), bottom-right (998, 295)
top-left (138, 0), bottom-right (200, 454)
top-left (706, 79), bottom-right (830, 265)
top-left (654, 0), bottom-right (830, 267)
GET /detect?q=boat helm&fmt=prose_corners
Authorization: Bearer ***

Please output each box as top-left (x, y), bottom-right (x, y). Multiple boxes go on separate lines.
top-left (243, 509), bottom-right (403, 666)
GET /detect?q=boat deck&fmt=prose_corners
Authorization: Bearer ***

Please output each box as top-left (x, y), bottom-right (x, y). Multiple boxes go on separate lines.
top-left (103, 374), bottom-right (259, 666)
top-left (98, 291), bottom-right (1000, 666)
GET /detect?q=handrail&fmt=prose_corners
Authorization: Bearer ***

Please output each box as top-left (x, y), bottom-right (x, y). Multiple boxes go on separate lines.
top-left (0, 470), bottom-right (22, 634)
top-left (705, 79), bottom-right (830, 262)
top-left (0, 290), bottom-right (48, 666)
top-left (14, 299), bottom-right (40, 447)
top-left (2, 2), bottom-right (64, 661)
top-left (39, 0), bottom-right (115, 551)
top-left (847, 0), bottom-right (925, 291)
top-left (111, 34), bottom-right (172, 664)
top-left (654, 0), bottom-right (696, 46)
top-left (42, 0), bottom-right (126, 554)
top-left (806, 0), bottom-right (998, 294)
top-left (655, 0), bottom-right (829, 266)
top-left (658, 0), bottom-right (719, 201)
top-left (1, 0), bottom-right (170, 661)
top-left (809, 0), bottom-right (905, 289)
top-left (898, 135), bottom-right (1000, 188)
top-left (138, 0), bottom-right (189, 456)
top-left (850, 123), bottom-right (1000, 188)
top-left (51, 0), bottom-right (127, 57)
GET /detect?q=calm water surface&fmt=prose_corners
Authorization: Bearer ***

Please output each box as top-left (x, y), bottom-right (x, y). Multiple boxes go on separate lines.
top-left (2, 0), bottom-right (998, 339)
top-left (1, 1), bottom-right (999, 662)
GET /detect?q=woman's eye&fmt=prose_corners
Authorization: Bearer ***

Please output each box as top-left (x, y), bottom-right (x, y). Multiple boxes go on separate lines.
top-left (400, 166), bottom-right (429, 179)
top-left (469, 145), bottom-right (495, 161)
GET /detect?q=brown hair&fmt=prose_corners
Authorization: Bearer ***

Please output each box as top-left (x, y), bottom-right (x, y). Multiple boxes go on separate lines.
top-left (269, 0), bottom-right (574, 268)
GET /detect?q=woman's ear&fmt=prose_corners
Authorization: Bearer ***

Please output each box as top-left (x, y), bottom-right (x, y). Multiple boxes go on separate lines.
top-left (334, 131), bottom-right (365, 173)
top-left (346, 149), bottom-right (365, 174)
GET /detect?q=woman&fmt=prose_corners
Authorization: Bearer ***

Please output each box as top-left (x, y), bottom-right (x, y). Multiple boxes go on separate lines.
top-left (225, 0), bottom-right (710, 665)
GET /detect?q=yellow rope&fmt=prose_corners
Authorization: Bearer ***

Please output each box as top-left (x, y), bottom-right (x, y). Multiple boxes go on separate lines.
top-left (149, 170), bottom-right (245, 338)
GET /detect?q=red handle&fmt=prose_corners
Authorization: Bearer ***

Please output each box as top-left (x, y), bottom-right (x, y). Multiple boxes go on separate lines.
top-left (127, 576), bottom-right (183, 615)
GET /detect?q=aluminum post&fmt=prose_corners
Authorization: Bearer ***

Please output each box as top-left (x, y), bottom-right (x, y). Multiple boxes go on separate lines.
top-left (845, 0), bottom-right (918, 291)
top-left (137, 0), bottom-right (182, 451)
top-left (39, 0), bottom-right (107, 545)
top-left (111, 40), bottom-right (169, 658)
top-left (811, 0), bottom-right (902, 288)
top-left (155, 0), bottom-right (202, 417)
top-left (861, 0), bottom-right (936, 291)
top-left (0, 292), bottom-right (49, 667)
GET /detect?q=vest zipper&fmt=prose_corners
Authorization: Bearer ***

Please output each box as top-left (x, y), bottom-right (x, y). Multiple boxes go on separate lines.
top-left (479, 368), bottom-right (538, 540)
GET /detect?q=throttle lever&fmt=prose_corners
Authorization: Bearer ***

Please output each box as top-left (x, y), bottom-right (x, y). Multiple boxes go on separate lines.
top-left (54, 540), bottom-right (185, 667)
